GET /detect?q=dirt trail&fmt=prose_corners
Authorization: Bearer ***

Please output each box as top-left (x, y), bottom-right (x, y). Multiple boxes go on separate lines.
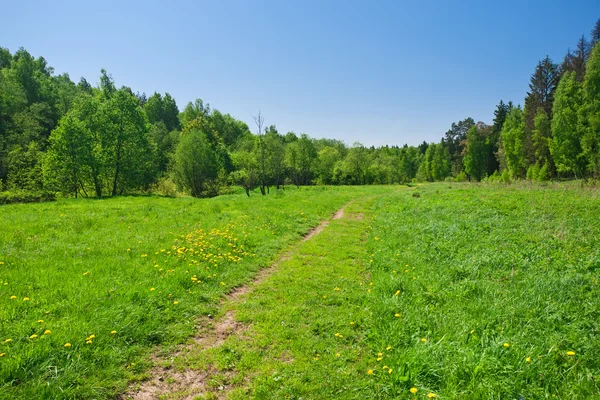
top-left (124, 206), bottom-right (347, 400)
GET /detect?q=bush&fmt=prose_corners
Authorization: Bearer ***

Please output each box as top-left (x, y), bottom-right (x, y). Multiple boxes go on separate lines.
top-left (0, 190), bottom-right (56, 205)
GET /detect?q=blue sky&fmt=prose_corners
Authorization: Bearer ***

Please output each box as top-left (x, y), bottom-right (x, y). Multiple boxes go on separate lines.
top-left (1, 0), bottom-right (599, 146)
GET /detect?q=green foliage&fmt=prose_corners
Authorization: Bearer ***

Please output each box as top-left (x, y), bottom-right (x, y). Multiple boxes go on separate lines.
top-left (463, 125), bottom-right (487, 181)
top-left (500, 106), bottom-right (526, 179)
top-left (173, 127), bottom-right (220, 197)
top-left (0, 189), bottom-right (55, 204)
top-left (580, 41), bottom-right (600, 176)
top-left (551, 71), bottom-right (585, 177)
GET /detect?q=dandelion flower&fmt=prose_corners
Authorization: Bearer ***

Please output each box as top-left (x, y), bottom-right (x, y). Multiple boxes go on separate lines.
top-left (388, 368), bottom-right (393, 374)
top-left (23, 297), bottom-right (30, 301)
top-left (86, 340), bottom-right (92, 344)
top-left (421, 338), bottom-right (427, 343)
top-left (377, 357), bottom-right (382, 361)
top-left (526, 357), bottom-right (531, 362)
top-left (427, 394), bottom-right (437, 398)
top-left (350, 321), bottom-right (355, 325)
top-left (503, 343), bottom-right (510, 348)
top-left (4, 339), bottom-right (12, 343)
top-left (37, 320), bottom-right (43, 323)
top-left (64, 343), bottom-right (71, 347)
top-left (173, 301), bottom-right (179, 305)
top-left (43, 330), bottom-right (51, 335)
top-left (336, 353), bottom-right (340, 357)
top-left (150, 288), bottom-right (155, 291)
top-left (0, 353), bottom-right (4, 357)
top-left (394, 313), bottom-right (400, 318)
top-left (386, 345), bottom-right (392, 350)
top-left (367, 369), bottom-right (373, 375)
top-left (30, 334), bottom-right (38, 339)
top-left (394, 290), bottom-right (400, 296)
top-left (110, 330), bottom-right (117, 335)
top-left (566, 351), bottom-right (576, 356)
top-left (410, 387), bottom-right (418, 394)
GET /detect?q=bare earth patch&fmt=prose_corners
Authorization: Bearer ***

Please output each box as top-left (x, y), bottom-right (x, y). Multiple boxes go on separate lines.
top-left (123, 206), bottom-right (347, 400)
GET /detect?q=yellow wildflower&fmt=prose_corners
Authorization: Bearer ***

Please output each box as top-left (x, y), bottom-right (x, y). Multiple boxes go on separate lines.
top-left (86, 340), bottom-right (92, 344)
top-left (30, 334), bottom-right (38, 339)
top-left (43, 330), bottom-right (51, 335)
top-left (367, 369), bottom-right (373, 375)
top-left (110, 330), bottom-right (117, 335)
top-left (4, 339), bottom-right (12, 343)
top-left (23, 297), bottom-right (30, 301)
top-left (503, 343), bottom-right (510, 348)
top-left (427, 394), bottom-right (437, 398)
top-left (394, 290), bottom-right (400, 296)
top-left (421, 338), bottom-right (427, 343)
top-left (64, 343), bottom-right (71, 347)
top-left (410, 387), bottom-right (418, 394)
top-left (394, 313), bottom-right (400, 317)
top-left (0, 353), bottom-right (4, 357)
top-left (173, 301), bottom-right (179, 305)
top-left (526, 357), bottom-right (531, 362)
top-left (566, 351), bottom-right (576, 356)
top-left (37, 320), bottom-right (43, 323)
top-left (386, 345), bottom-right (392, 350)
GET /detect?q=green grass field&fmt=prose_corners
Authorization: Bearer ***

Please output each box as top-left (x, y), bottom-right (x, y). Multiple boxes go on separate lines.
top-left (2, 184), bottom-right (600, 399)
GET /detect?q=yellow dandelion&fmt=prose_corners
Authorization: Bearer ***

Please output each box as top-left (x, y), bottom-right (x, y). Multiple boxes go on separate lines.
top-left (566, 351), bottom-right (576, 356)
top-left (367, 369), bottom-right (374, 375)
top-left (394, 290), bottom-right (400, 296)
top-left (23, 297), bottom-right (30, 301)
top-left (323, 295), bottom-right (327, 299)
top-left (383, 365), bottom-right (388, 369)
top-left (43, 330), bottom-right (51, 335)
top-left (377, 357), bottom-right (382, 361)
top-left (0, 353), bottom-right (4, 357)
top-left (388, 368), bottom-right (393, 374)
top-left (394, 313), bottom-right (400, 317)
top-left (4, 339), bottom-right (12, 343)
top-left (173, 301), bottom-right (179, 305)
top-left (503, 343), bottom-right (510, 348)
top-left (37, 320), bottom-right (44, 323)
top-left (110, 330), bottom-right (117, 335)
top-left (526, 357), bottom-right (531, 362)
top-left (86, 340), bottom-right (92, 344)
top-left (64, 343), bottom-right (71, 347)
top-left (427, 394), bottom-right (437, 398)
top-left (470, 329), bottom-right (475, 334)
top-left (336, 353), bottom-right (340, 357)
top-left (421, 338), bottom-right (427, 343)
top-left (378, 352), bottom-right (383, 357)
top-left (150, 287), bottom-right (155, 291)
top-left (410, 387), bottom-right (418, 394)
top-left (386, 345), bottom-right (392, 350)
top-left (29, 334), bottom-right (38, 339)
top-left (350, 321), bottom-right (355, 325)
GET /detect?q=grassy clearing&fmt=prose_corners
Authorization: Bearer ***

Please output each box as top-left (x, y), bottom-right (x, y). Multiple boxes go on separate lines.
top-left (163, 183), bottom-right (600, 399)
top-left (0, 186), bottom-right (393, 399)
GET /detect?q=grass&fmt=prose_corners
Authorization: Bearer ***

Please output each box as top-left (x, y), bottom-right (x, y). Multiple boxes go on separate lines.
top-left (3, 183), bottom-right (600, 399)
top-left (0, 186), bottom-right (393, 399)
top-left (160, 183), bottom-right (600, 399)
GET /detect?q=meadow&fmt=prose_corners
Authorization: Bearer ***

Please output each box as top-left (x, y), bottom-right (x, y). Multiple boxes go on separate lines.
top-left (0, 186), bottom-right (390, 399)
top-left (1, 183), bottom-right (600, 399)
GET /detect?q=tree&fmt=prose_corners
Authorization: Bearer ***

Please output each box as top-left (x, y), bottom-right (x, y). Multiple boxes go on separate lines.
top-left (523, 57), bottom-right (560, 167)
top-left (592, 19), bottom-right (600, 48)
top-left (463, 125), bottom-right (487, 181)
top-left (562, 36), bottom-right (591, 82)
top-left (100, 89), bottom-right (156, 195)
top-left (173, 127), bottom-right (219, 197)
top-left (550, 71), bottom-right (585, 177)
top-left (580, 41), bottom-right (600, 176)
top-left (253, 111), bottom-right (267, 194)
top-left (431, 142), bottom-right (451, 181)
top-left (500, 106), bottom-right (526, 179)
top-left (531, 108), bottom-right (553, 176)
top-left (444, 118), bottom-right (474, 175)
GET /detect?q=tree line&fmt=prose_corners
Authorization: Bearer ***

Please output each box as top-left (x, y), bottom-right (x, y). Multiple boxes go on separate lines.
top-left (1, 19), bottom-right (600, 200)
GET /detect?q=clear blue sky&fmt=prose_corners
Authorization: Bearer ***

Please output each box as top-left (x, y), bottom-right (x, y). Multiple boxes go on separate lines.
top-left (1, 0), bottom-right (599, 146)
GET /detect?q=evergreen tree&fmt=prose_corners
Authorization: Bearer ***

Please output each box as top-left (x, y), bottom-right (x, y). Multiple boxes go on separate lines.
top-left (579, 41), bottom-right (600, 176)
top-left (463, 125), bottom-right (488, 181)
top-left (551, 71), bottom-right (585, 178)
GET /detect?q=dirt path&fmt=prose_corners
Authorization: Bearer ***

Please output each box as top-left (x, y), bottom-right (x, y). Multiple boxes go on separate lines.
top-left (123, 206), bottom-right (347, 400)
